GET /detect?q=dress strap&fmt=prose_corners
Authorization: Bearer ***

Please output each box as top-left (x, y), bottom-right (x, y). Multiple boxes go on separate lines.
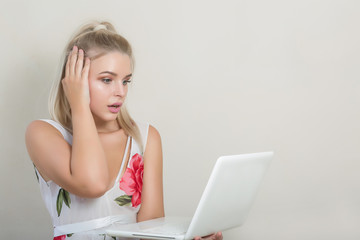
top-left (115, 136), bottom-right (131, 183)
top-left (53, 214), bottom-right (133, 237)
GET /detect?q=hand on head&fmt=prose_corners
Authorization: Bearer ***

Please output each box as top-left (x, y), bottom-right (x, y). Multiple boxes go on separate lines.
top-left (62, 45), bottom-right (91, 109)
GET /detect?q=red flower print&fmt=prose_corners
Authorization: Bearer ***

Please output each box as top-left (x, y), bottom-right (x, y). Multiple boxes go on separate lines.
top-left (54, 235), bottom-right (66, 240)
top-left (119, 153), bottom-right (144, 207)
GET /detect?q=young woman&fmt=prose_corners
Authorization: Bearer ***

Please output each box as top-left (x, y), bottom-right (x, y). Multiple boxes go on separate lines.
top-left (25, 21), bottom-right (223, 240)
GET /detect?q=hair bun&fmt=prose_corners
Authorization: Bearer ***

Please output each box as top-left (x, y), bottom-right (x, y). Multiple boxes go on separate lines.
top-left (93, 24), bottom-right (107, 31)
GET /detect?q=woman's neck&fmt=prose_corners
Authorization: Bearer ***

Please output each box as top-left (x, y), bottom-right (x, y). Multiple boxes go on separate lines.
top-left (94, 119), bottom-right (120, 133)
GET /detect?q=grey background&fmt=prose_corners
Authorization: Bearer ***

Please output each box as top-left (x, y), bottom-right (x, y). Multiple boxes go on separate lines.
top-left (0, 0), bottom-right (359, 239)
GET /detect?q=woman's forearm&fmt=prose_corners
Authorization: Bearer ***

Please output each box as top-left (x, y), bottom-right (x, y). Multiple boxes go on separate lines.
top-left (70, 104), bottom-right (109, 196)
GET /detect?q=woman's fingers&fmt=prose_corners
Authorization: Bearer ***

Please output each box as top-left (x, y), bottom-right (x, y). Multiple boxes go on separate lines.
top-left (81, 57), bottom-right (91, 85)
top-left (62, 45), bottom-right (91, 106)
top-left (194, 232), bottom-right (223, 240)
top-left (75, 48), bottom-right (84, 78)
top-left (64, 45), bottom-right (88, 81)
top-left (65, 49), bottom-right (71, 79)
top-left (215, 232), bottom-right (223, 240)
top-left (68, 45), bottom-right (78, 77)
top-left (65, 46), bottom-right (77, 79)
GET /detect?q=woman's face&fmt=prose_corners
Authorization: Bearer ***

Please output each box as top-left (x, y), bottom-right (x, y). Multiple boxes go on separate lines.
top-left (87, 50), bottom-right (132, 127)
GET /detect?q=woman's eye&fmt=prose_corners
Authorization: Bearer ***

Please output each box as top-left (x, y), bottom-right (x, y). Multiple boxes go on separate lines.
top-left (102, 78), bottom-right (111, 83)
top-left (123, 80), bottom-right (131, 86)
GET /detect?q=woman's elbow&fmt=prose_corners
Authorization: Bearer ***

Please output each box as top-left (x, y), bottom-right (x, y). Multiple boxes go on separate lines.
top-left (75, 178), bottom-right (109, 198)
top-left (85, 185), bottom-right (108, 198)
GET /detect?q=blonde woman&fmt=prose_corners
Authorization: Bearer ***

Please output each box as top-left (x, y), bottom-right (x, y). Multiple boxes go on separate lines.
top-left (25, 21), bottom-right (223, 240)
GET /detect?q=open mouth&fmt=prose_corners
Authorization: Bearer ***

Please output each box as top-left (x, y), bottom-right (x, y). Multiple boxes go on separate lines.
top-left (108, 103), bottom-right (122, 113)
top-left (109, 104), bottom-right (120, 108)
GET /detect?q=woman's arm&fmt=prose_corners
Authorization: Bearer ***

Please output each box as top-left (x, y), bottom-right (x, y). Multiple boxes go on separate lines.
top-left (25, 46), bottom-right (110, 198)
top-left (137, 125), bottom-right (165, 222)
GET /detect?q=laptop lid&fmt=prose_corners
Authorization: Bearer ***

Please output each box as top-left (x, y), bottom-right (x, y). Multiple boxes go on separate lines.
top-left (184, 152), bottom-right (273, 239)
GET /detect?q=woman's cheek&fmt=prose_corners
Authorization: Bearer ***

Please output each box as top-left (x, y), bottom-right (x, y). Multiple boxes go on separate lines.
top-left (89, 81), bottom-right (107, 100)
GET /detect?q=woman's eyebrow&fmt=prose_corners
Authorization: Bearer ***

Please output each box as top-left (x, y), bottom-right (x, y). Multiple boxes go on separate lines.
top-left (98, 71), bottom-right (117, 76)
top-left (98, 72), bottom-right (132, 79)
top-left (124, 73), bottom-right (132, 79)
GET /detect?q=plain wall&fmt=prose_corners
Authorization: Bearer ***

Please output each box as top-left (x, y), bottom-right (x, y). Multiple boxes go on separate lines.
top-left (0, 0), bottom-right (359, 239)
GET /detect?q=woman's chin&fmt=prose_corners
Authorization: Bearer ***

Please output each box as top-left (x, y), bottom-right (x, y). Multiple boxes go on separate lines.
top-left (92, 113), bottom-right (119, 125)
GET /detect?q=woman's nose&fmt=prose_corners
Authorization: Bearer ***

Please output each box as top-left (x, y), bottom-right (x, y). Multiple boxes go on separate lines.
top-left (113, 81), bottom-right (125, 97)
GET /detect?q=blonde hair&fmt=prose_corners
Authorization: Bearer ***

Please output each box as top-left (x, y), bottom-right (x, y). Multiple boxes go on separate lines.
top-left (49, 21), bottom-right (142, 151)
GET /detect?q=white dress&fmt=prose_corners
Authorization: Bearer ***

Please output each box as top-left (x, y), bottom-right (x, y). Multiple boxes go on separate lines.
top-left (34, 119), bottom-right (149, 240)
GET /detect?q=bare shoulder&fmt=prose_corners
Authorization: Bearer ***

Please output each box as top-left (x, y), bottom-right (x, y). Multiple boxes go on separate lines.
top-left (147, 124), bottom-right (161, 143)
top-left (143, 124), bottom-right (162, 162)
top-left (25, 120), bottom-right (69, 166)
top-left (26, 120), bottom-right (65, 153)
top-left (25, 120), bottom-right (63, 140)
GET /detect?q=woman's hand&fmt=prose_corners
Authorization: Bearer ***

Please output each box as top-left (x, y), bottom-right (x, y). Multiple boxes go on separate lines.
top-left (62, 45), bottom-right (91, 110)
top-left (194, 232), bottom-right (223, 240)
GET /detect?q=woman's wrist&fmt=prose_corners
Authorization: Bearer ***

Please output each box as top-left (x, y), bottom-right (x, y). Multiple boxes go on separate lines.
top-left (70, 101), bottom-right (91, 116)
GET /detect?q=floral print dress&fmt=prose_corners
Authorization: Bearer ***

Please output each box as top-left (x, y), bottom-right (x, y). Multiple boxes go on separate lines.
top-left (35, 119), bottom-right (149, 240)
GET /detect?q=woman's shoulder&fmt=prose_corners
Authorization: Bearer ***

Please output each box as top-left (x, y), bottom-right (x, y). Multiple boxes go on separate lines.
top-left (134, 120), bottom-right (160, 135)
top-left (147, 124), bottom-right (161, 141)
top-left (132, 121), bottom-right (161, 156)
top-left (143, 124), bottom-right (162, 156)
top-left (135, 120), bottom-right (160, 144)
top-left (26, 119), bottom-right (63, 138)
top-left (26, 119), bottom-right (72, 145)
top-left (25, 120), bottom-right (72, 170)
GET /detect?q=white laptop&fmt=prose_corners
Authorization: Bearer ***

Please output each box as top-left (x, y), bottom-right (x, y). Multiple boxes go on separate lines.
top-left (106, 151), bottom-right (273, 240)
